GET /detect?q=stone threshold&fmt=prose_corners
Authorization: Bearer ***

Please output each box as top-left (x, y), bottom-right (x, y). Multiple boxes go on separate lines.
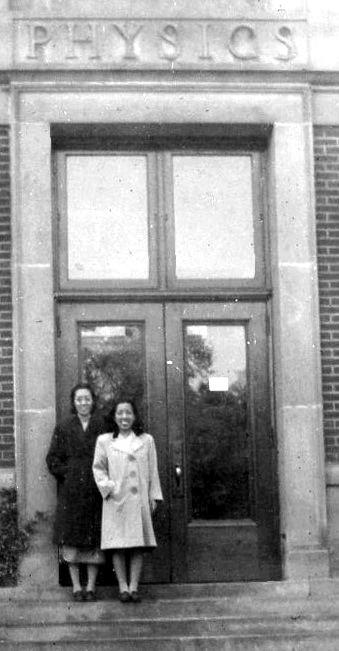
top-left (2, 578), bottom-right (339, 603)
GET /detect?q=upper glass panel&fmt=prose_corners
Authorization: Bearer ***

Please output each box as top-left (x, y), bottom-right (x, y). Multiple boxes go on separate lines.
top-left (173, 155), bottom-right (255, 279)
top-left (66, 155), bottom-right (149, 280)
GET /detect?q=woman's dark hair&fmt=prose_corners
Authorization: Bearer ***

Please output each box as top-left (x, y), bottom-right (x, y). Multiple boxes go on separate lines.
top-left (107, 398), bottom-right (144, 437)
top-left (70, 383), bottom-right (97, 414)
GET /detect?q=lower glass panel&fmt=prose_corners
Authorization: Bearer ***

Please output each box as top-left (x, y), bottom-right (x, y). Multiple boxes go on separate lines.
top-left (79, 323), bottom-right (146, 418)
top-left (184, 324), bottom-right (249, 520)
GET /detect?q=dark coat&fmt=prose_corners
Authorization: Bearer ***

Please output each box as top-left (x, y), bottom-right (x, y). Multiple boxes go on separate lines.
top-left (46, 413), bottom-right (107, 548)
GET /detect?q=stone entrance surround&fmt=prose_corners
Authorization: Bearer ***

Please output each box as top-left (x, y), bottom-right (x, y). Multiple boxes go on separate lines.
top-left (10, 79), bottom-right (329, 584)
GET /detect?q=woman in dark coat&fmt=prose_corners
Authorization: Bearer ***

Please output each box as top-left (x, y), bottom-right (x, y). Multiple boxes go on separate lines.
top-left (46, 383), bottom-right (107, 601)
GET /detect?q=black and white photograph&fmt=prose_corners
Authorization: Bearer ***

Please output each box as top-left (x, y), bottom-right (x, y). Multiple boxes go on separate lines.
top-left (0, 0), bottom-right (339, 648)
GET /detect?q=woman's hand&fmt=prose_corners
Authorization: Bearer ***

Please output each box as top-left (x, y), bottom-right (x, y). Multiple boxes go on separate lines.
top-left (150, 499), bottom-right (157, 513)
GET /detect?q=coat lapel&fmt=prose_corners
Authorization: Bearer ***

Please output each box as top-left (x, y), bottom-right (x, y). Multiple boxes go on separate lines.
top-left (111, 432), bottom-right (145, 455)
top-left (131, 434), bottom-right (145, 454)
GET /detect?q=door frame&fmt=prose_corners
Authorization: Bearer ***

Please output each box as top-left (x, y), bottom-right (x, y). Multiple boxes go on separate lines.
top-left (57, 301), bottom-right (171, 583)
top-left (57, 299), bottom-right (280, 583)
top-left (166, 301), bottom-right (280, 582)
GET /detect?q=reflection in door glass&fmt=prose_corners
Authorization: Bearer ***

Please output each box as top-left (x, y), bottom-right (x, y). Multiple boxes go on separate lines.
top-left (184, 324), bottom-right (249, 520)
top-left (79, 324), bottom-right (146, 419)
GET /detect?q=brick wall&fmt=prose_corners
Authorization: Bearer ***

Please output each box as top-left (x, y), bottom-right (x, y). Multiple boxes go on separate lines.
top-left (0, 125), bottom-right (14, 468)
top-left (314, 126), bottom-right (339, 462)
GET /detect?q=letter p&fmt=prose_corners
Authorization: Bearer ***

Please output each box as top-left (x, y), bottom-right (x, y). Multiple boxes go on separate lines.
top-left (27, 24), bottom-right (51, 59)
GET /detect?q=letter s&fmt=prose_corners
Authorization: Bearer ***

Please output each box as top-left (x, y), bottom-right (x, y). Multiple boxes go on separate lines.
top-left (159, 24), bottom-right (181, 61)
top-left (275, 26), bottom-right (296, 61)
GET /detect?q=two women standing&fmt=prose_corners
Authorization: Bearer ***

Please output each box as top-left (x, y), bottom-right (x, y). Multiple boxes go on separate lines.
top-left (46, 386), bottom-right (162, 602)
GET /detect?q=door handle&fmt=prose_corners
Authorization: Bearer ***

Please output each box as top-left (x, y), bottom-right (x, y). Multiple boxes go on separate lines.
top-left (174, 464), bottom-right (182, 487)
top-left (172, 444), bottom-right (184, 497)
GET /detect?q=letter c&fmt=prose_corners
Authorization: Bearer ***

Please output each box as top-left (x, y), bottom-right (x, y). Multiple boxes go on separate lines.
top-left (228, 24), bottom-right (259, 60)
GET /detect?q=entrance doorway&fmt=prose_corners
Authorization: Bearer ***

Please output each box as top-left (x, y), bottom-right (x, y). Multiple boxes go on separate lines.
top-left (54, 130), bottom-right (280, 582)
top-left (57, 301), bottom-right (280, 582)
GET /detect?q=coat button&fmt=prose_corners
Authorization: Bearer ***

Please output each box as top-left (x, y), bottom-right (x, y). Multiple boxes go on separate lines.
top-left (129, 470), bottom-right (137, 478)
top-left (130, 486), bottom-right (138, 495)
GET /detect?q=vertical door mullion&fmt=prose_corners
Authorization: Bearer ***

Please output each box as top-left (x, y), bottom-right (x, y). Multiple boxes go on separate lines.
top-left (56, 152), bottom-right (69, 292)
top-left (165, 302), bottom-right (188, 582)
top-left (147, 152), bottom-right (162, 289)
top-left (154, 152), bottom-right (167, 290)
top-left (162, 152), bottom-right (177, 288)
top-left (251, 153), bottom-right (266, 287)
top-left (249, 304), bottom-right (279, 558)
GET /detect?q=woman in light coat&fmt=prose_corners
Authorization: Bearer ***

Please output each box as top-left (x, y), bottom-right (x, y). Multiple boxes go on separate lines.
top-left (92, 398), bottom-right (163, 603)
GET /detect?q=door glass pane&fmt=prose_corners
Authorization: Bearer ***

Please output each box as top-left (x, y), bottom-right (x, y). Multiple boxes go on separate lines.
top-left (67, 155), bottom-right (149, 279)
top-left (79, 324), bottom-right (146, 419)
top-left (173, 156), bottom-right (255, 279)
top-left (184, 324), bottom-right (249, 520)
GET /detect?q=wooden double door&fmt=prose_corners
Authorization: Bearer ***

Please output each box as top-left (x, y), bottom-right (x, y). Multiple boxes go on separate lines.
top-left (58, 301), bottom-right (280, 583)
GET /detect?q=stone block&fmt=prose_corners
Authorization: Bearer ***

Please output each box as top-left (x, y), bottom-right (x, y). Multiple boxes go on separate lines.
top-left (284, 548), bottom-right (330, 580)
top-left (268, 123), bottom-right (316, 265)
top-left (272, 264), bottom-right (322, 407)
top-left (18, 517), bottom-right (58, 587)
top-left (14, 264), bottom-right (55, 411)
top-left (277, 404), bottom-right (327, 549)
top-left (14, 122), bottom-right (52, 265)
top-left (15, 407), bottom-right (56, 519)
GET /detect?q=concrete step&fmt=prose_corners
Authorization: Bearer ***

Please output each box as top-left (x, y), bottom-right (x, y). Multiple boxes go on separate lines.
top-left (3, 641), bottom-right (339, 651)
top-left (0, 578), bottom-right (321, 603)
top-left (1, 594), bottom-right (339, 625)
top-left (2, 616), bottom-right (339, 651)
top-left (1, 581), bottom-right (339, 650)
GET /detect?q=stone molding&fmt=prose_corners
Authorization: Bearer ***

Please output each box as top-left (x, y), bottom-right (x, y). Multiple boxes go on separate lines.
top-left (11, 79), bottom-right (309, 126)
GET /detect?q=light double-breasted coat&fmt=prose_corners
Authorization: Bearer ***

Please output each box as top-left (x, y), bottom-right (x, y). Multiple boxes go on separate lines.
top-left (92, 432), bottom-right (163, 550)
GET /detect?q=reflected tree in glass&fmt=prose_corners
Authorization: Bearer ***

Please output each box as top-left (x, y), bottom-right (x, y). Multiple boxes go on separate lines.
top-left (80, 324), bottom-right (145, 420)
top-left (185, 329), bottom-right (250, 520)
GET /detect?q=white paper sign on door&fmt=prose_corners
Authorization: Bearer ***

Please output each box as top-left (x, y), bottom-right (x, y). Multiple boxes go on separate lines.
top-left (208, 376), bottom-right (229, 392)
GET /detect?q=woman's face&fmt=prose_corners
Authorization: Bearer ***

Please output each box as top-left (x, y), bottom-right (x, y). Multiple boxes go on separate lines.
top-left (114, 402), bottom-right (135, 432)
top-left (74, 388), bottom-right (93, 418)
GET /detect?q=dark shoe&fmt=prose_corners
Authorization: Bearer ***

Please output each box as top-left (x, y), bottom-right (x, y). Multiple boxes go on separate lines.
top-left (130, 591), bottom-right (141, 603)
top-left (119, 591), bottom-right (131, 603)
top-left (73, 590), bottom-right (83, 602)
top-left (84, 590), bottom-right (96, 602)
